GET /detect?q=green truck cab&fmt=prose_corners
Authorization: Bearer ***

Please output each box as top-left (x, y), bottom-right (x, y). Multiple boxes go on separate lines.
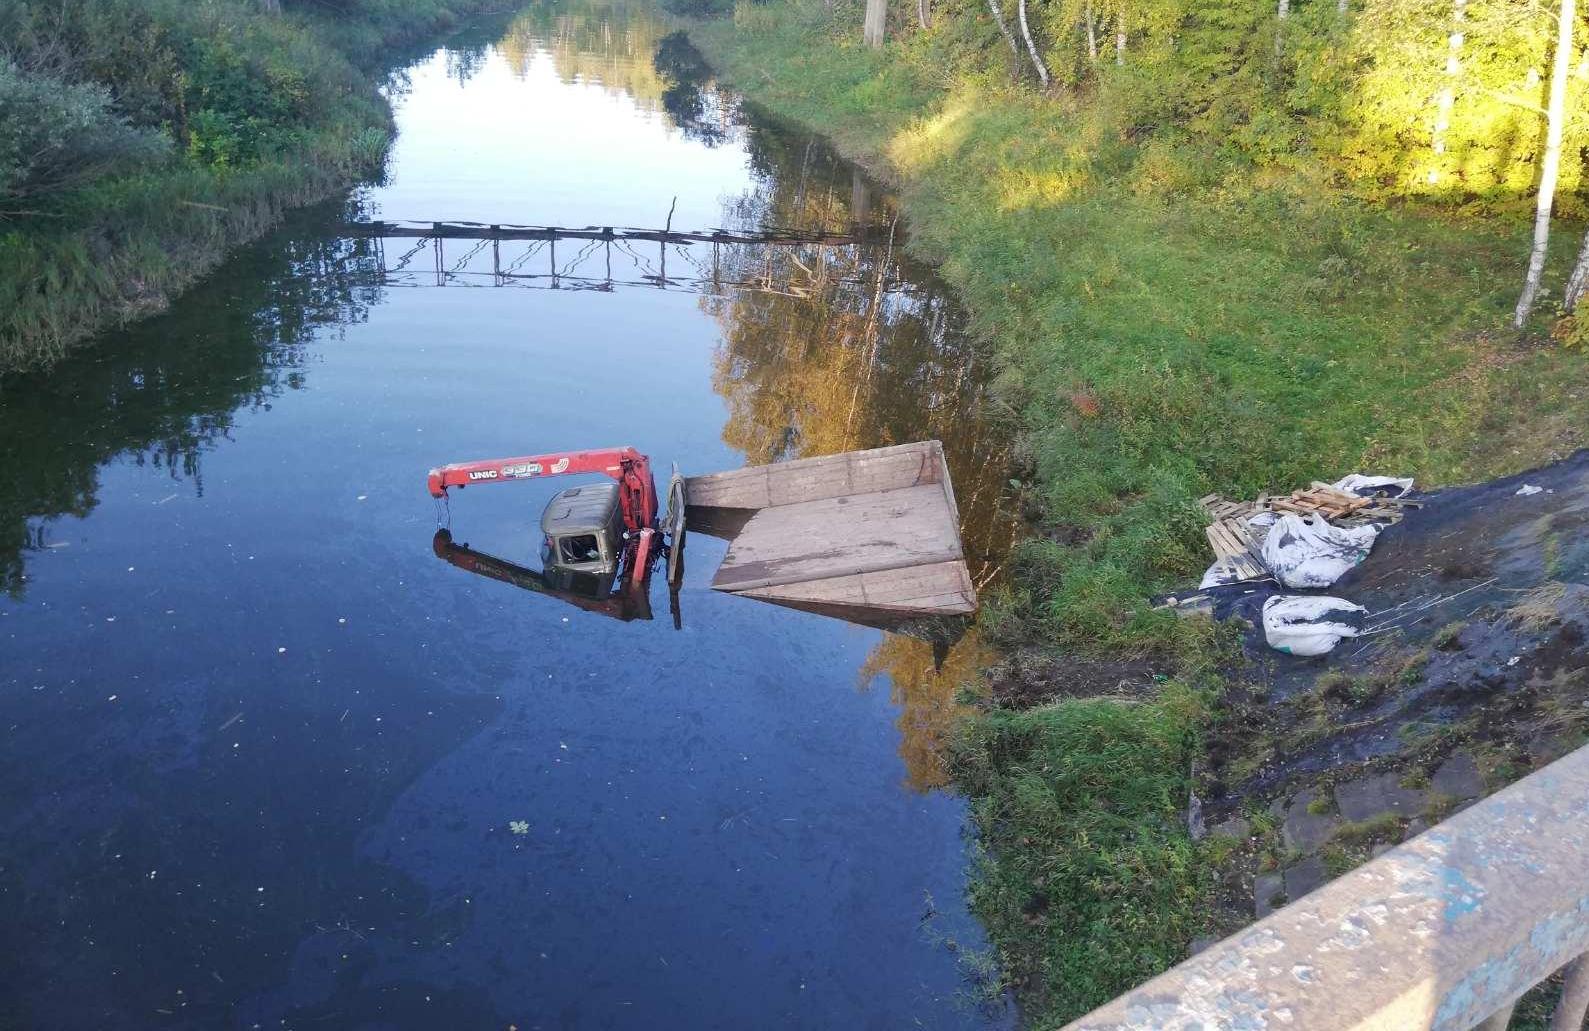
top-left (539, 482), bottom-right (624, 577)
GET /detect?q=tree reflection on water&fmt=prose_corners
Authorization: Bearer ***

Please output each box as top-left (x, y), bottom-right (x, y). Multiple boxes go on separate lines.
top-left (0, 209), bottom-right (382, 598)
top-left (688, 55), bottom-right (1019, 791)
top-left (0, 13), bottom-right (1016, 793)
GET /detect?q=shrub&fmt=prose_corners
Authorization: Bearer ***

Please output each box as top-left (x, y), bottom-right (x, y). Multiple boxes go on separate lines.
top-left (0, 59), bottom-right (169, 205)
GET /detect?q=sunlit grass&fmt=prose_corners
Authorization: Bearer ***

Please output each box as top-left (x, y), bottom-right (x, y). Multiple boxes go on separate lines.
top-left (691, 0), bottom-right (1589, 1022)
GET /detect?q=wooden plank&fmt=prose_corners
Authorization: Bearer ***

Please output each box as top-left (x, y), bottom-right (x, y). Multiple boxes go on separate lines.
top-left (685, 441), bottom-right (938, 510)
top-left (742, 560), bottom-right (975, 614)
top-left (710, 484), bottom-right (962, 592)
top-left (689, 440), bottom-right (973, 623)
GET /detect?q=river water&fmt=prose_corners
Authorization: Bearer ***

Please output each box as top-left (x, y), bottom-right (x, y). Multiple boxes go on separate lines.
top-left (0, 5), bottom-right (1017, 1027)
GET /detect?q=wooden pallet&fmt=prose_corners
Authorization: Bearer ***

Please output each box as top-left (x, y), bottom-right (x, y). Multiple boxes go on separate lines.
top-left (1198, 481), bottom-right (1422, 578)
top-left (1204, 516), bottom-right (1266, 581)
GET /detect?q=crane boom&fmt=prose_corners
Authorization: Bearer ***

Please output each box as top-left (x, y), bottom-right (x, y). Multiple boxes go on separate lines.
top-left (426, 446), bottom-right (657, 532)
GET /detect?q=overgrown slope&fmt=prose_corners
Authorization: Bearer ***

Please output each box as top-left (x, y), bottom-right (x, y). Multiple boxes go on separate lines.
top-left (690, 0), bottom-right (1587, 1023)
top-left (0, 0), bottom-right (496, 375)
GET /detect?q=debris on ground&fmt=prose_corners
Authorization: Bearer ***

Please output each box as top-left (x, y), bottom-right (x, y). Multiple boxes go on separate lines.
top-left (1196, 475), bottom-right (1420, 590)
top-left (1194, 449), bottom-right (1589, 943)
top-left (1173, 475), bottom-right (1421, 638)
top-left (1261, 595), bottom-right (1366, 656)
top-left (1259, 515), bottom-right (1382, 590)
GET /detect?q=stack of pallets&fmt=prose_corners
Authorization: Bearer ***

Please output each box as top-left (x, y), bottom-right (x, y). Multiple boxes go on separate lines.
top-left (1196, 483), bottom-right (1423, 582)
top-left (1265, 483), bottom-right (1420, 525)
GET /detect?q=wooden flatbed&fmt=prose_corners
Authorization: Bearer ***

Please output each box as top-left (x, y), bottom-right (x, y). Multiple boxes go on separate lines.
top-left (684, 441), bottom-right (976, 630)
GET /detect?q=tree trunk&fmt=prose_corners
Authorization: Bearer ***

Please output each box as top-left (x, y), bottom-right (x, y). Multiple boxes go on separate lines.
top-left (1085, 0), bottom-right (1098, 61)
top-left (1430, 0), bottom-right (1467, 180)
top-left (1115, 11), bottom-right (1125, 64)
top-left (988, 0), bottom-right (1021, 57)
top-left (864, 0), bottom-right (887, 47)
top-left (1565, 227), bottom-right (1589, 313)
top-left (1017, 0), bottom-right (1051, 87)
top-left (259, 0), bottom-right (281, 11)
top-left (1336, 0), bottom-right (1348, 13)
top-left (1277, 0), bottom-right (1289, 16)
top-left (918, 0), bottom-right (931, 29)
top-left (1513, 0), bottom-right (1576, 327)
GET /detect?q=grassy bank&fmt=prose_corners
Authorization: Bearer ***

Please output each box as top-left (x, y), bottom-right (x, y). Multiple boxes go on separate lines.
top-left (0, 0), bottom-right (499, 376)
top-left (689, 0), bottom-right (1587, 1023)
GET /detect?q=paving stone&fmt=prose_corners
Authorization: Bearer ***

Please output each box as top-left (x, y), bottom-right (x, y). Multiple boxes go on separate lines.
top-left (1281, 787), bottom-right (1340, 852)
top-left (1283, 855), bottom-right (1329, 901)
top-left (1255, 872), bottom-right (1285, 919)
top-left (1432, 752), bottom-right (1485, 801)
top-left (1209, 816), bottom-right (1251, 841)
top-left (1334, 771), bottom-right (1430, 822)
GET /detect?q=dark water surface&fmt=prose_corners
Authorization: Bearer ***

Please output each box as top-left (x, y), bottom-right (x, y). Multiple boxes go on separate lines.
top-left (0, 5), bottom-right (1017, 1028)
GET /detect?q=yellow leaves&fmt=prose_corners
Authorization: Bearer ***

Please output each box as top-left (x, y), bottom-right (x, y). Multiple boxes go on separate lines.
top-left (994, 167), bottom-right (1083, 211)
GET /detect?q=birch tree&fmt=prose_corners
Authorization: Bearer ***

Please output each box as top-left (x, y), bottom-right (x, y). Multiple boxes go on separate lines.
top-left (1566, 228), bottom-right (1589, 313)
top-left (988, 0), bottom-right (1022, 58)
top-left (1017, 0), bottom-right (1052, 87)
top-left (864, 0), bottom-right (887, 46)
top-left (1513, 0), bottom-right (1576, 327)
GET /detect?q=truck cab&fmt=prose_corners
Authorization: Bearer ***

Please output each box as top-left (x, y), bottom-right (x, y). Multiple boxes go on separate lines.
top-left (540, 482), bottom-right (623, 577)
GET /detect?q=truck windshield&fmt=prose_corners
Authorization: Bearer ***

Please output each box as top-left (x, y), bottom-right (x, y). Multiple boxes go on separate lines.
top-left (557, 534), bottom-right (602, 564)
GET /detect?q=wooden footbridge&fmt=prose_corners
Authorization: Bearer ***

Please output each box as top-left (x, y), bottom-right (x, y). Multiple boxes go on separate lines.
top-left (334, 218), bottom-right (909, 298)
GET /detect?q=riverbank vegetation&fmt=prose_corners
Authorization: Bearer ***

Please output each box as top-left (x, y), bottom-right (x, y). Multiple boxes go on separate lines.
top-left (0, 0), bottom-right (496, 375)
top-left (689, 0), bottom-right (1587, 1021)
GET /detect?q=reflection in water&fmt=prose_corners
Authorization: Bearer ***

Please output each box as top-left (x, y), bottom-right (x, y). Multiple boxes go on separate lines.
top-left (683, 86), bottom-right (1019, 790)
top-left (861, 631), bottom-right (993, 792)
top-left (431, 528), bottom-right (659, 622)
top-left (495, 5), bottom-right (737, 146)
top-left (499, 1), bottom-right (671, 117)
top-left (698, 116), bottom-right (1018, 593)
top-left (0, 17), bottom-right (1016, 795)
top-left (0, 10), bottom-right (1017, 1025)
top-left (0, 224), bottom-right (380, 598)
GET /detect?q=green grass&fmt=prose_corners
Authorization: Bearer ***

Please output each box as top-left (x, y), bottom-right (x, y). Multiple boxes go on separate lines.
top-left (695, 2), bottom-right (1588, 653)
top-left (0, 0), bottom-right (500, 376)
top-left (949, 685), bottom-right (1205, 1022)
top-left (690, 1), bottom-right (1588, 1024)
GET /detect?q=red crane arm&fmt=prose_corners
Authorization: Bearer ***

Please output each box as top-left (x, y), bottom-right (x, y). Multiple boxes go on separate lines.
top-left (426, 446), bottom-right (657, 532)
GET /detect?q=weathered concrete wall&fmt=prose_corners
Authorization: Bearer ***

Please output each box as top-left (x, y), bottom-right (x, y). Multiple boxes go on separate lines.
top-left (1068, 742), bottom-right (1589, 1030)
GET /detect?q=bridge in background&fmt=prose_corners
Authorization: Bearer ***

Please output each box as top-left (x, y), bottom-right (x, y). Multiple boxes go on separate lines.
top-left (335, 219), bottom-right (908, 297)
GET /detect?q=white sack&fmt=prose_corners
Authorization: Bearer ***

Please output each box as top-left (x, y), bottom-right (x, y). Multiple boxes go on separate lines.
top-left (1260, 513), bottom-right (1380, 589)
top-left (1263, 596), bottom-right (1366, 656)
top-left (1332, 474), bottom-right (1414, 498)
